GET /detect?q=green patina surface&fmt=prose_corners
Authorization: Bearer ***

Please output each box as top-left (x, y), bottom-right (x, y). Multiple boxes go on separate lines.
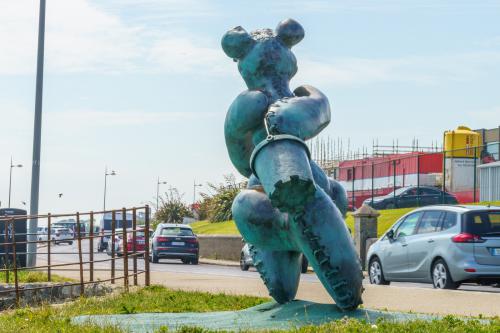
top-left (73, 300), bottom-right (441, 332)
top-left (222, 18), bottom-right (363, 311)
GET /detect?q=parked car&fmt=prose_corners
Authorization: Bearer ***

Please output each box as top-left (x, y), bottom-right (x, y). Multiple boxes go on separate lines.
top-left (363, 186), bottom-right (458, 210)
top-left (240, 243), bottom-right (309, 273)
top-left (367, 205), bottom-right (500, 289)
top-left (50, 227), bottom-right (74, 245)
top-left (106, 227), bottom-right (151, 256)
top-left (37, 226), bottom-right (48, 241)
top-left (149, 223), bottom-right (199, 264)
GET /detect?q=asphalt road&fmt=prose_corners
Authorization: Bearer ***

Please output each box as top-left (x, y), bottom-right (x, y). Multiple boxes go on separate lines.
top-left (37, 241), bottom-right (500, 293)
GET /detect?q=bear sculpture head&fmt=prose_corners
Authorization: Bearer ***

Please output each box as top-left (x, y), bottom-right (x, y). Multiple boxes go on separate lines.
top-left (221, 19), bottom-right (304, 99)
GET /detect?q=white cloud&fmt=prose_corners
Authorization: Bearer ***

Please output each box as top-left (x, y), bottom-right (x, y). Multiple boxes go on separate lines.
top-left (0, 0), bottom-right (231, 76)
top-left (0, 0), bottom-right (144, 74)
top-left (295, 52), bottom-right (500, 86)
top-left (148, 36), bottom-right (230, 75)
top-left (1, 0), bottom-right (499, 85)
top-left (46, 108), bottom-right (221, 128)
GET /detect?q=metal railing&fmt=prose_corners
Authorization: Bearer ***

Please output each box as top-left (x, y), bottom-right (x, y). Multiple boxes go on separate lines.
top-left (0, 206), bottom-right (151, 307)
top-left (334, 142), bottom-right (500, 209)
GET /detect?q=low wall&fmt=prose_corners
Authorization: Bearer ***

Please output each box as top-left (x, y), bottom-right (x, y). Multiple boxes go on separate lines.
top-left (198, 235), bottom-right (242, 261)
top-left (0, 282), bottom-right (112, 310)
top-left (198, 235), bottom-right (380, 266)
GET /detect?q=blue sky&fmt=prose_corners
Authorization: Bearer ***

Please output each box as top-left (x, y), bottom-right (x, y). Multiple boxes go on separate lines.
top-left (1, 0), bottom-right (499, 214)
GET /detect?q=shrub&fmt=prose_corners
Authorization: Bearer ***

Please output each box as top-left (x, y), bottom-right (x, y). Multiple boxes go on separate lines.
top-left (199, 174), bottom-right (244, 223)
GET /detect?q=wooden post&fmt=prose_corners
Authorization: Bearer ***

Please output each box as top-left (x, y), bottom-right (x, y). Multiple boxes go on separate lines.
top-left (76, 212), bottom-right (84, 297)
top-left (47, 213), bottom-right (51, 282)
top-left (111, 211), bottom-right (116, 284)
top-left (122, 208), bottom-right (129, 292)
top-left (132, 207), bottom-right (138, 286)
top-left (89, 211), bottom-right (94, 282)
top-left (144, 205), bottom-right (150, 286)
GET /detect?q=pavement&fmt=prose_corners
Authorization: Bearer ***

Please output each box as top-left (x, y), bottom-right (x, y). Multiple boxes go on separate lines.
top-left (36, 242), bottom-right (500, 318)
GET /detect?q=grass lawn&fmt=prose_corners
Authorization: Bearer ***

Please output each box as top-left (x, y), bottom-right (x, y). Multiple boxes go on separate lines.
top-left (0, 285), bottom-right (498, 332)
top-left (192, 201), bottom-right (500, 238)
top-left (0, 285), bottom-right (266, 333)
top-left (2, 270), bottom-right (74, 283)
top-left (191, 219), bottom-right (240, 235)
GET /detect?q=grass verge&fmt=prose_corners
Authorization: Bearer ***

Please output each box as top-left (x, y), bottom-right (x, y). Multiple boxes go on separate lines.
top-left (192, 201), bottom-right (500, 238)
top-left (0, 285), bottom-right (267, 332)
top-left (0, 285), bottom-right (499, 332)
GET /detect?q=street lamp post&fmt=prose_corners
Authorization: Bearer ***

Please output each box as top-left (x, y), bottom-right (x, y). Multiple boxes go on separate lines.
top-left (103, 167), bottom-right (117, 212)
top-left (193, 180), bottom-right (202, 205)
top-left (8, 157), bottom-right (23, 208)
top-left (156, 178), bottom-right (167, 211)
top-left (27, 0), bottom-right (47, 268)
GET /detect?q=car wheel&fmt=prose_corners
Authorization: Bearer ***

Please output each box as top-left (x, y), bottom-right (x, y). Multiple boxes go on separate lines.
top-left (369, 257), bottom-right (390, 285)
top-left (52, 239), bottom-right (57, 245)
top-left (240, 253), bottom-right (249, 271)
top-left (432, 259), bottom-right (459, 289)
top-left (191, 257), bottom-right (199, 265)
top-left (181, 259), bottom-right (189, 264)
top-left (68, 241), bottom-right (73, 245)
top-left (152, 250), bottom-right (159, 263)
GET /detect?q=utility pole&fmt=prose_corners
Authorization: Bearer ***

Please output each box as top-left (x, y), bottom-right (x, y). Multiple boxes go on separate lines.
top-left (28, 0), bottom-right (46, 267)
top-left (193, 180), bottom-right (202, 205)
top-left (103, 167), bottom-right (117, 212)
top-left (156, 178), bottom-right (167, 211)
top-left (8, 157), bottom-right (23, 208)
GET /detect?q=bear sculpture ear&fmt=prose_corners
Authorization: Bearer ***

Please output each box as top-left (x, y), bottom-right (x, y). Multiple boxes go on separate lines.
top-left (276, 18), bottom-right (304, 48)
top-left (221, 26), bottom-right (254, 60)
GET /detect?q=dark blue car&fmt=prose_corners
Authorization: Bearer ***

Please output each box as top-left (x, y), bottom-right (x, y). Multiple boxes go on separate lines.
top-left (364, 186), bottom-right (458, 210)
top-left (149, 223), bottom-right (199, 264)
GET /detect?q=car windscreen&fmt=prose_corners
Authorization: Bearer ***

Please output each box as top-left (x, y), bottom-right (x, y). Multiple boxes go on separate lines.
top-left (52, 228), bottom-right (70, 233)
top-left (464, 211), bottom-right (500, 236)
top-left (159, 227), bottom-right (194, 236)
top-left (102, 219), bottom-right (133, 231)
top-left (387, 187), bottom-right (409, 197)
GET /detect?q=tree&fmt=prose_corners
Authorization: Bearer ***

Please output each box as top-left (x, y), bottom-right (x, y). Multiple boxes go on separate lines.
top-left (153, 188), bottom-right (193, 228)
top-left (199, 174), bottom-right (244, 223)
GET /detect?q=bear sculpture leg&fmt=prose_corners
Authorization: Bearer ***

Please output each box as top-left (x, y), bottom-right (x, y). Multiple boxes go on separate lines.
top-left (245, 140), bottom-right (363, 311)
top-left (233, 188), bottom-right (302, 303)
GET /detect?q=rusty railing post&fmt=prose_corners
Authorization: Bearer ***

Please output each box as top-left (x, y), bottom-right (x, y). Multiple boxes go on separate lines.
top-left (89, 211), bottom-right (94, 282)
top-left (122, 207), bottom-right (129, 292)
top-left (144, 205), bottom-right (150, 286)
top-left (11, 219), bottom-right (19, 307)
top-left (47, 213), bottom-right (51, 282)
top-left (111, 210), bottom-right (116, 284)
top-left (132, 207), bottom-right (138, 286)
top-left (76, 213), bottom-right (84, 297)
top-left (4, 221), bottom-right (9, 283)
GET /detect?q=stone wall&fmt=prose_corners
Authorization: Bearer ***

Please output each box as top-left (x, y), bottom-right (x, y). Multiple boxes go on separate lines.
top-left (198, 235), bottom-right (243, 261)
top-left (0, 282), bottom-right (112, 310)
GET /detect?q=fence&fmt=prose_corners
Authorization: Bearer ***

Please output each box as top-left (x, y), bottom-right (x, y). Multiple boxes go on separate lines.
top-left (334, 142), bottom-right (500, 209)
top-left (0, 206), bottom-right (151, 307)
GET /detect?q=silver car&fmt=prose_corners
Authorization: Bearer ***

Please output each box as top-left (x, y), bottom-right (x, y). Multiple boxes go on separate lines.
top-left (367, 205), bottom-right (500, 289)
top-left (240, 243), bottom-right (309, 273)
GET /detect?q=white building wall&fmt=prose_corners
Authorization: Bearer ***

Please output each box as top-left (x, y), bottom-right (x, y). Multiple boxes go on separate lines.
top-left (479, 162), bottom-right (500, 201)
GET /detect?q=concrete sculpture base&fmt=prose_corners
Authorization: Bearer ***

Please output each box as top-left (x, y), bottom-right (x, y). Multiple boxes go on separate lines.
top-left (72, 300), bottom-right (437, 332)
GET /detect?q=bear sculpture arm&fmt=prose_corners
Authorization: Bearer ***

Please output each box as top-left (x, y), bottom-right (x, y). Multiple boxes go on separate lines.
top-left (266, 85), bottom-right (330, 140)
top-left (224, 90), bottom-right (269, 178)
